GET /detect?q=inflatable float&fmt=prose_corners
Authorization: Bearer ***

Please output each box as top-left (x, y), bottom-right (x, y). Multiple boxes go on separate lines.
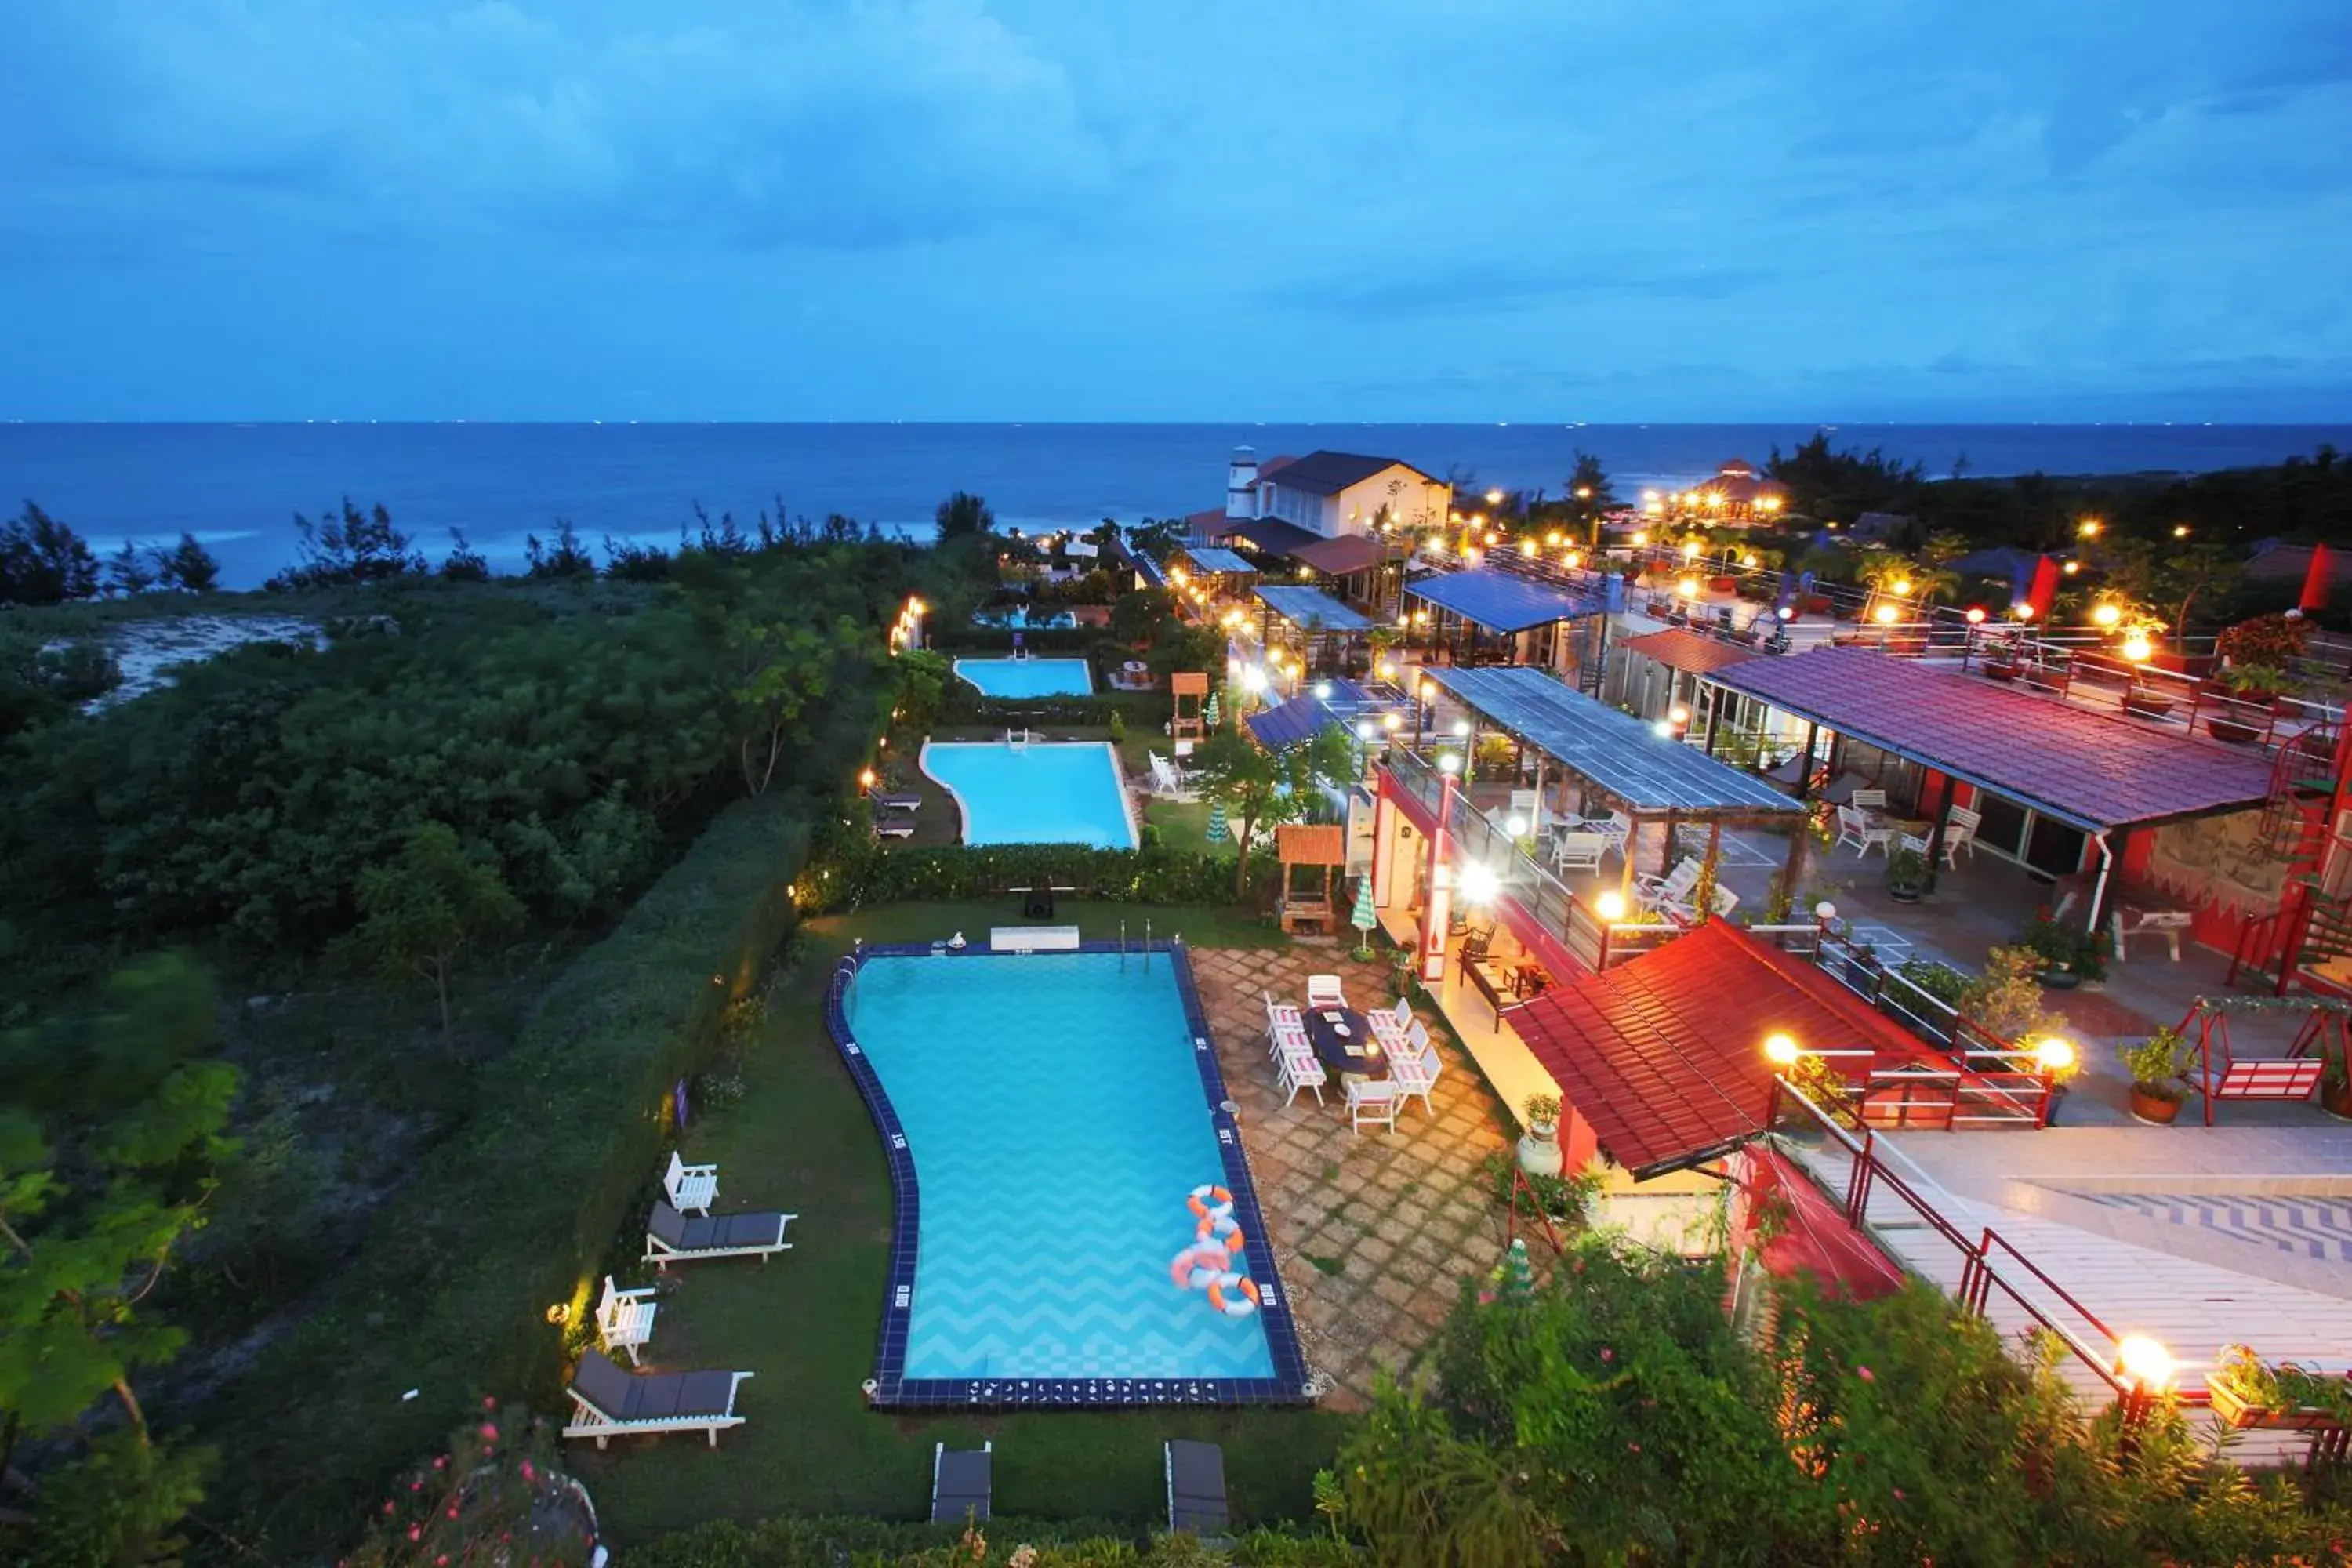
top-left (1169, 1183), bottom-right (1260, 1317)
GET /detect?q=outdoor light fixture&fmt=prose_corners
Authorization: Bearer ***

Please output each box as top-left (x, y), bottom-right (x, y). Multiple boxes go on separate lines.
top-left (1315, 681), bottom-right (1333, 699)
top-left (1653, 720), bottom-right (1674, 739)
top-left (2092, 603), bottom-right (2122, 627)
top-left (1874, 604), bottom-right (1899, 624)
top-left (1457, 860), bottom-right (1500, 905)
top-left (1485, 488), bottom-right (1504, 506)
top-left (1437, 752), bottom-right (1461, 775)
top-left (1546, 530), bottom-right (1563, 546)
top-left (1776, 604), bottom-right (1795, 620)
top-left (2172, 524), bottom-right (2191, 538)
top-left (1678, 576), bottom-right (1700, 598)
top-left (1763, 1032), bottom-right (1801, 1067)
top-left (1668, 704), bottom-right (1690, 727)
top-left (2013, 604), bottom-right (2037, 620)
top-left (1356, 721), bottom-right (1375, 741)
top-left (2122, 632), bottom-right (2154, 662)
top-left (1632, 530), bottom-right (1649, 546)
top-left (1742, 554), bottom-right (1758, 568)
top-left (1382, 711), bottom-right (1403, 731)
top-left (1681, 539), bottom-right (1700, 560)
top-left (1420, 679), bottom-right (1436, 699)
top-left (2115, 1336), bottom-right (2175, 1390)
top-left (1298, 565), bottom-right (1314, 580)
top-left (1520, 539), bottom-right (1537, 557)
top-left (1506, 814), bottom-right (1528, 836)
top-left (2078, 519), bottom-right (2103, 539)
top-left (2031, 1036), bottom-right (2078, 1074)
top-left (1892, 579), bottom-right (1912, 596)
top-left (1451, 718), bottom-right (1472, 738)
top-left (1414, 609), bottom-right (1429, 624)
top-left (1240, 665), bottom-right (1268, 693)
top-left (1965, 606), bottom-right (1987, 624)
top-left (1377, 658), bottom-right (1397, 678)
top-left (1595, 890), bottom-right (1627, 921)
top-left (858, 767), bottom-right (877, 789)
top-left (2062, 561), bottom-right (2081, 575)
top-left (1485, 530), bottom-right (1500, 546)
top-left (1813, 900), bottom-right (1837, 921)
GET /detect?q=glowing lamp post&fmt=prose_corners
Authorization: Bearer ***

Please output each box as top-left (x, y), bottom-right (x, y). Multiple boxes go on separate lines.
top-left (1763, 1032), bottom-right (1801, 1069)
top-left (2115, 1334), bottom-right (2174, 1431)
top-left (1594, 890), bottom-right (1627, 922)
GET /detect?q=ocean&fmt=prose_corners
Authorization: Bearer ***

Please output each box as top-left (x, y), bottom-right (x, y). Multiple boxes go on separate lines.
top-left (4, 422), bottom-right (2348, 590)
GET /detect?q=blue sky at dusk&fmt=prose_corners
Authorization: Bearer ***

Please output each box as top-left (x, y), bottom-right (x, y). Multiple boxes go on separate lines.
top-left (2, 2), bottom-right (2348, 423)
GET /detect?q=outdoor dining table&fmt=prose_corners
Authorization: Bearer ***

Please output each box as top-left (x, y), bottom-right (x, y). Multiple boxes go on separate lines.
top-left (1303, 1005), bottom-right (1388, 1080)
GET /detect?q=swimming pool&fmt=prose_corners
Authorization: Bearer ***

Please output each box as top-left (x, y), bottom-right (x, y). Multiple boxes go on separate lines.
top-left (953, 656), bottom-right (1095, 698)
top-left (922, 741), bottom-right (1136, 848)
top-left (828, 944), bottom-right (1306, 1406)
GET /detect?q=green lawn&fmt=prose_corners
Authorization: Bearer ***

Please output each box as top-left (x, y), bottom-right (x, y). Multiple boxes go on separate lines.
top-left (583, 902), bottom-right (1345, 1547)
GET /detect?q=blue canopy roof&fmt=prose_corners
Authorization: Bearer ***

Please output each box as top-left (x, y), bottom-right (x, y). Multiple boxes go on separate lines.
top-left (1421, 665), bottom-right (1801, 818)
top-left (1407, 568), bottom-right (1598, 633)
top-left (1246, 679), bottom-right (1376, 749)
top-left (1181, 546), bottom-right (1258, 575)
top-left (1254, 585), bottom-right (1377, 633)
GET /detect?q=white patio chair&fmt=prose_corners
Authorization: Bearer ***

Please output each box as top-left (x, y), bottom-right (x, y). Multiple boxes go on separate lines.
top-left (1940, 807), bottom-right (1981, 864)
top-left (1664, 883), bottom-right (1740, 924)
top-left (1508, 789), bottom-right (1539, 819)
top-left (1305, 974), bottom-right (1348, 1009)
top-left (1347, 1077), bottom-right (1399, 1134)
top-left (1367, 997), bottom-right (1412, 1047)
top-left (1633, 857), bottom-right (1702, 913)
top-left (1850, 788), bottom-right (1888, 811)
top-left (1403, 1018), bottom-right (1432, 1058)
top-left (1897, 831), bottom-right (1933, 860)
top-left (1834, 805), bottom-right (1895, 861)
top-left (1263, 989), bottom-right (1305, 1059)
top-left (594, 1274), bottom-right (659, 1366)
top-left (665, 1151), bottom-right (718, 1217)
top-left (1388, 1042), bottom-right (1443, 1117)
top-left (1279, 1048), bottom-right (1327, 1108)
top-left (1551, 832), bottom-right (1608, 875)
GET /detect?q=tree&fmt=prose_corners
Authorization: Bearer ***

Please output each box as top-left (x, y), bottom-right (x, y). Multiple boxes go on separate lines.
top-left (341, 822), bottom-right (526, 1050)
top-left (103, 543), bottom-right (155, 598)
top-left (1125, 516), bottom-right (1186, 561)
top-left (0, 954), bottom-right (236, 1562)
top-left (438, 529), bottom-right (492, 583)
top-left (271, 498), bottom-right (425, 590)
top-left (678, 555), bottom-right (878, 795)
top-left (1190, 725), bottom-right (1354, 898)
top-left (1566, 449), bottom-right (1618, 516)
top-left (524, 521), bottom-right (596, 581)
top-left (0, 503), bottom-right (102, 606)
top-left (933, 491), bottom-right (994, 541)
top-left (2103, 538), bottom-right (2245, 639)
top-left (150, 533), bottom-right (220, 594)
top-left (1108, 586), bottom-right (1176, 646)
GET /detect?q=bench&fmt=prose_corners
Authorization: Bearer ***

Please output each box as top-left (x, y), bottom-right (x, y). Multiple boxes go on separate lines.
top-left (2212, 1058), bottom-right (2325, 1103)
top-left (991, 924), bottom-right (1082, 952)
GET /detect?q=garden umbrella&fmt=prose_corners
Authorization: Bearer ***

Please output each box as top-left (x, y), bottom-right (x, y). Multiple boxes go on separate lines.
top-left (1205, 797), bottom-right (1229, 844)
top-left (1204, 691), bottom-right (1222, 730)
top-left (1349, 873), bottom-right (1377, 960)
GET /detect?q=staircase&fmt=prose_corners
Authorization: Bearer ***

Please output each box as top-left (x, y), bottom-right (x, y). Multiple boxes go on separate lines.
top-left (2230, 717), bottom-right (2350, 993)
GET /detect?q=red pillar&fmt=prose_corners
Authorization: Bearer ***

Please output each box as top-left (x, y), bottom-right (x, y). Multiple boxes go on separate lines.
top-left (1420, 764), bottom-right (1459, 982)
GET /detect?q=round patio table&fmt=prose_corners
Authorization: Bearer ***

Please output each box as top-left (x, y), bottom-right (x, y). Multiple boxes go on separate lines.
top-left (1303, 1006), bottom-right (1389, 1080)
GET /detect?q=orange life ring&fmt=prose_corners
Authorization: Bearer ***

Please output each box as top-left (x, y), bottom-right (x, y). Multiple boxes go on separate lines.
top-left (1205, 1273), bottom-right (1261, 1318)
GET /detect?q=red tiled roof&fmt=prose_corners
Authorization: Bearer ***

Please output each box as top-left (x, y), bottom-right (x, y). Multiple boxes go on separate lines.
top-left (1715, 648), bottom-right (2276, 832)
top-left (1621, 626), bottom-right (1761, 677)
top-left (1286, 534), bottom-right (1400, 576)
top-left (1511, 923), bottom-right (1928, 1178)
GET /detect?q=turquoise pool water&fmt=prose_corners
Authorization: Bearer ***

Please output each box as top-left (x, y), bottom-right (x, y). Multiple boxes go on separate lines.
top-left (923, 741), bottom-right (1135, 848)
top-left (852, 953), bottom-right (1277, 1382)
top-left (953, 655), bottom-right (1095, 697)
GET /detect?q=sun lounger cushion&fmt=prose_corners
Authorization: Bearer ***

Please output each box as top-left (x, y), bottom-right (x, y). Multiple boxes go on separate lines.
top-left (572, 1350), bottom-right (742, 1422)
top-left (647, 1201), bottom-right (789, 1253)
top-left (933, 1446), bottom-right (993, 1523)
top-left (1167, 1439), bottom-right (1229, 1534)
top-left (874, 812), bottom-right (916, 839)
top-left (869, 789), bottom-right (921, 812)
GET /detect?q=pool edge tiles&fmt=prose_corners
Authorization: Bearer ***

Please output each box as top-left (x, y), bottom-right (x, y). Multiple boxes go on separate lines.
top-left (952, 655), bottom-right (1095, 698)
top-left (920, 739), bottom-right (1139, 849)
top-left (822, 941), bottom-right (1312, 1410)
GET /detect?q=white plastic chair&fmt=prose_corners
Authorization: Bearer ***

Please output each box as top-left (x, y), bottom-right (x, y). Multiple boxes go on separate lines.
top-left (1347, 1078), bottom-right (1398, 1134)
top-left (665, 1152), bottom-right (718, 1217)
top-left (1850, 788), bottom-right (1888, 811)
top-left (1279, 1048), bottom-right (1327, 1107)
top-left (1305, 974), bottom-right (1348, 1010)
top-left (1633, 858), bottom-right (1702, 913)
top-left (1551, 833), bottom-right (1608, 875)
top-left (1263, 990), bottom-right (1305, 1059)
top-left (1388, 1042), bottom-right (1443, 1117)
top-left (1940, 807), bottom-right (1981, 864)
top-left (1834, 805), bottom-right (1894, 861)
top-left (1368, 997), bottom-right (1412, 1047)
top-left (594, 1274), bottom-right (659, 1366)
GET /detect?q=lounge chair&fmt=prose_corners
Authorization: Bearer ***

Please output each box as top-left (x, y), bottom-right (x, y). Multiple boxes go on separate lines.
top-left (868, 785), bottom-right (922, 814)
top-left (664, 1151), bottom-right (717, 1216)
top-left (873, 810), bottom-right (916, 840)
top-left (931, 1441), bottom-right (993, 1525)
top-left (1633, 858), bottom-right (1701, 913)
top-left (644, 1200), bottom-right (796, 1270)
top-left (1166, 1439), bottom-right (1231, 1539)
top-left (561, 1348), bottom-right (750, 1450)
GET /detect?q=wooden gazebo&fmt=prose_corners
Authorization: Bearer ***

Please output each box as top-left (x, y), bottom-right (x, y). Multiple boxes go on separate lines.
top-left (1276, 824), bottom-right (1348, 934)
top-left (1171, 670), bottom-right (1210, 744)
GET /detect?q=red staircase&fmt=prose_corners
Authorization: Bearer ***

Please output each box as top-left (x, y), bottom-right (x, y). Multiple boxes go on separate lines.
top-left (2231, 718), bottom-right (2350, 994)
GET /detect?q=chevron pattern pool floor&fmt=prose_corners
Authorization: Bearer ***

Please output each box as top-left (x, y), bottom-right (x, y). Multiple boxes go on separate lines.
top-left (852, 953), bottom-right (1276, 1381)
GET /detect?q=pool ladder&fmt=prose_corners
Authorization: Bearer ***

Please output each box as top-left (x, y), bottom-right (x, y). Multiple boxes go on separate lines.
top-left (1120, 919), bottom-right (1152, 973)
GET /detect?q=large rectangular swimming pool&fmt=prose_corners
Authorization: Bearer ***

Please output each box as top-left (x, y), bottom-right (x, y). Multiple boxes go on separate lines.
top-left (831, 947), bottom-right (1304, 1403)
top-left (953, 656), bottom-right (1094, 698)
top-left (922, 740), bottom-right (1135, 848)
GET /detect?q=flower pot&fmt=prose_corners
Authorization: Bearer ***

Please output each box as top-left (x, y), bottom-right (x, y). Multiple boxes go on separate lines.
top-left (2206, 717), bottom-right (2263, 745)
top-left (2129, 1086), bottom-right (2184, 1125)
top-left (1517, 1126), bottom-right (1564, 1178)
top-left (2122, 695), bottom-right (2173, 719)
top-left (1980, 662), bottom-right (2019, 682)
top-left (2323, 1080), bottom-right (2352, 1122)
top-left (1888, 884), bottom-right (1923, 904)
top-left (2209, 1377), bottom-right (2339, 1431)
top-left (2042, 968), bottom-right (2081, 990)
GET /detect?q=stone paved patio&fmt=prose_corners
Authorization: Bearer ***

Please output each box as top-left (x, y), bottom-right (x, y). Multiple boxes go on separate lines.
top-left (1187, 935), bottom-right (1515, 1410)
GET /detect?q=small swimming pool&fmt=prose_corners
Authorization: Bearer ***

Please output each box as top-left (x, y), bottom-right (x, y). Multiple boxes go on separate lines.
top-left (829, 946), bottom-right (1305, 1404)
top-left (953, 656), bottom-right (1095, 698)
top-left (922, 741), bottom-right (1136, 848)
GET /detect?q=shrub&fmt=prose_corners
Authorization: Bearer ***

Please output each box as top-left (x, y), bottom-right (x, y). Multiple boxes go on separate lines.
top-left (630, 1518), bottom-right (1360, 1567)
top-left (938, 686), bottom-right (1171, 730)
top-left (804, 841), bottom-right (1272, 913)
top-left (2216, 611), bottom-right (2309, 668)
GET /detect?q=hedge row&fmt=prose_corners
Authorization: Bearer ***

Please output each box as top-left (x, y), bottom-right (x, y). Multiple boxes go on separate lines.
top-left (207, 790), bottom-right (826, 1558)
top-left (806, 841), bottom-right (1273, 913)
top-left (938, 686), bottom-right (1174, 728)
top-left (927, 623), bottom-right (1101, 654)
top-left (632, 1515), bottom-right (1360, 1567)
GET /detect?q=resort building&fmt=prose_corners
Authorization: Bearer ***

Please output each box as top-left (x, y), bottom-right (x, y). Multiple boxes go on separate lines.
top-left (1662, 457), bottom-right (1788, 524)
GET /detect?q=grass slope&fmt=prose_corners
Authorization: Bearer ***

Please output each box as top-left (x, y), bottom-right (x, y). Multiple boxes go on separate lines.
top-left (583, 901), bottom-right (1348, 1548)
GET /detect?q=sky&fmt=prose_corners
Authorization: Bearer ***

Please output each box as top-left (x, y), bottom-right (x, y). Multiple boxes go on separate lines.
top-left (2, 1), bottom-right (2350, 423)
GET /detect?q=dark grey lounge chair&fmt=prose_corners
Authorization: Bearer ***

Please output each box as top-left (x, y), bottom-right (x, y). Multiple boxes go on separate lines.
top-left (1166, 1439), bottom-right (1229, 1537)
top-left (643, 1200), bottom-right (796, 1270)
top-left (931, 1440), bottom-right (992, 1525)
top-left (869, 786), bottom-right (922, 814)
top-left (561, 1348), bottom-right (752, 1449)
top-left (873, 811), bottom-right (916, 840)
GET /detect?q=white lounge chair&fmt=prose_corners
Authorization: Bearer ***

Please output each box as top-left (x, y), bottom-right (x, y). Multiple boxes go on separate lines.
top-left (1305, 974), bottom-right (1348, 1009)
top-left (1347, 1077), bottom-right (1399, 1134)
top-left (664, 1152), bottom-right (718, 1217)
top-left (594, 1274), bottom-right (659, 1366)
top-left (1664, 883), bottom-right (1740, 924)
top-left (644, 1200), bottom-right (796, 1270)
top-left (1633, 857), bottom-right (1702, 913)
top-left (562, 1348), bottom-right (750, 1450)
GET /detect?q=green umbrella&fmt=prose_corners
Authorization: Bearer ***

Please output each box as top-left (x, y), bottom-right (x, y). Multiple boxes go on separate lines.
top-left (1498, 1238), bottom-right (1534, 1301)
top-left (1205, 797), bottom-right (1229, 844)
top-left (1349, 872), bottom-right (1377, 960)
top-left (1205, 691), bottom-right (1223, 730)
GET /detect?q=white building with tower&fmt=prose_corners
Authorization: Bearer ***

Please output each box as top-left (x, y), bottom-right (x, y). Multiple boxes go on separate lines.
top-left (1189, 447), bottom-right (1450, 546)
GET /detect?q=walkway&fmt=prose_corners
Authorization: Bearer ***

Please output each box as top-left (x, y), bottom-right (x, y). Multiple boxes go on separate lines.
top-left (1186, 938), bottom-right (1513, 1411)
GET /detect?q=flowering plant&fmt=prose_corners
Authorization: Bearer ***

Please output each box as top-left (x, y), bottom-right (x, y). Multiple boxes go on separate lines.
top-left (339, 1399), bottom-right (594, 1568)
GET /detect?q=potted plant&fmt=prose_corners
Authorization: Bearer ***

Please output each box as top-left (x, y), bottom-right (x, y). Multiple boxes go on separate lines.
top-left (2323, 1046), bottom-right (2352, 1123)
top-left (2021, 915), bottom-right (2107, 989)
top-left (1518, 1092), bottom-right (1565, 1178)
top-left (2119, 1025), bottom-right (2196, 1124)
top-left (1886, 846), bottom-right (1928, 903)
top-left (2121, 683), bottom-right (2174, 719)
top-left (2206, 665), bottom-right (2290, 743)
top-left (2209, 1345), bottom-right (2352, 1431)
